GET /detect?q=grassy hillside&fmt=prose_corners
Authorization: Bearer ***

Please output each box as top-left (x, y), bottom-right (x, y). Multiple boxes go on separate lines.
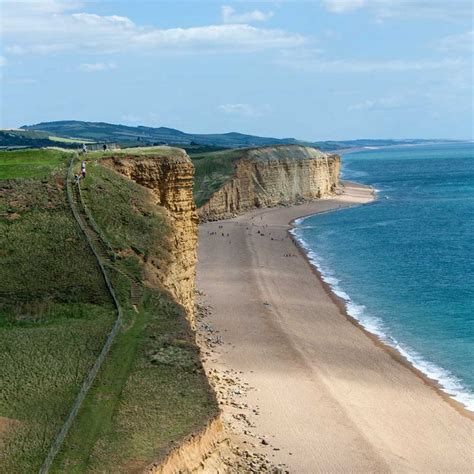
top-left (191, 149), bottom-right (244, 207)
top-left (0, 148), bottom-right (72, 179)
top-left (23, 120), bottom-right (311, 149)
top-left (23, 120), bottom-right (455, 152)
top-left (0, 150), bottom-right (115, 472)
top-left (0, 150), bottom-right (217, 472)
top-left (52, 162), bottom-right (216, 472)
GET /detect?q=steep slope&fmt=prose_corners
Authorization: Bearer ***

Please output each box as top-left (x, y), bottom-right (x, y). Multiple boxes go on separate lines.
top-left (0, 147), bottom-right (219, 472)
top-left (197, 145), bottom-right (341, 221)
top-left (99, 147), bottom-right (198, 323)
top-left (51, 148), bottom-right (217, 472)
top-left (0, 150), bottom-right (115, 472)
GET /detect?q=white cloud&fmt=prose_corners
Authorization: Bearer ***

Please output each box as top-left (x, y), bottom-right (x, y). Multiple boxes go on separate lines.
top-left (2, 0), bottom-right (83, 14)
top-left (218, 103), bottom-right (260, 116)
top-left (131, 25), bottom-right (304, 52)
top-left (321, 0), bottom-right (473, 19)
top-left (0, 56), bottom-right (6, 67)
top-left (436, 30), bottom-right (473, 53)
top-left (222, 5), bottom-right (273, 24)
top-left (78, 62), bottom-right (117, 72)
top-left (71, 13), bottom-right (135, 29)
top-left (1, 2), bottom-right (302, 56)
top-left (321, 0), bottom-right (367, 13)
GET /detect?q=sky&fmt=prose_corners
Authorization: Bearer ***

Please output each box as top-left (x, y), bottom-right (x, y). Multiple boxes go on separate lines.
top-left (0, 0), bottom-right (473, 141)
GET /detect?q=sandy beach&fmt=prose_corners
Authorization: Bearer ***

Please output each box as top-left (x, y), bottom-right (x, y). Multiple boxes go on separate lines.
top-left (196, 182), bottom-right (473, 473)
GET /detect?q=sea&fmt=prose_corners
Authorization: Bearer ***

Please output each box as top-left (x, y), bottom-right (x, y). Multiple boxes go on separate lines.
top-left (291, 142), bottom-right (474, 411)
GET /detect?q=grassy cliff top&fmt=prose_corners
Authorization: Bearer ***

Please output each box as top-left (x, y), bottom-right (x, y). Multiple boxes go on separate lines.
top-left (89, 145), bottom-right (189, 161)
top-left (243, 144), bottom-right (329, 162)
top-left (0, 148), bottom-right (73, 179)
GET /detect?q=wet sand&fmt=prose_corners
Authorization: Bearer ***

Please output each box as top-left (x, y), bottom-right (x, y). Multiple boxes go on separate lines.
top-left (196, 182), bottom-right (473, 473)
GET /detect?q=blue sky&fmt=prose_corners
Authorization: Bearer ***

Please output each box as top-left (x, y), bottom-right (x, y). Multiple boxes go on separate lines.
top-left (0, 0), bottom-right (472, 140)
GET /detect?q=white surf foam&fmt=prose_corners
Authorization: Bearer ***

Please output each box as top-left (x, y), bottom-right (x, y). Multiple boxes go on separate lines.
top-left (290, 228), bottom-right (474, 412)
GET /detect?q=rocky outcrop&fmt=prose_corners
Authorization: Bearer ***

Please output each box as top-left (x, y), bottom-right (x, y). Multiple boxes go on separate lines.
top-left (102, 148), bottom-right (198, 325)
top-left (198, 145), bottom-right (340, 221)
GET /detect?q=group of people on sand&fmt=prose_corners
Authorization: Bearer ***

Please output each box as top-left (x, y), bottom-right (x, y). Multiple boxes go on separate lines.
top-left (207, 231), bottom-right (230, 237)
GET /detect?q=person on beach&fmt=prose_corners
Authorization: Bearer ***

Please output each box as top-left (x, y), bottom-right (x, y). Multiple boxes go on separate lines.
top-left (82, 143), bottom-right (87, 153)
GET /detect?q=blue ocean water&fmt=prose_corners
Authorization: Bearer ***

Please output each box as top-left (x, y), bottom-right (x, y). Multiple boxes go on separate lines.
top-left (292, 143), bottom-right (474, 410)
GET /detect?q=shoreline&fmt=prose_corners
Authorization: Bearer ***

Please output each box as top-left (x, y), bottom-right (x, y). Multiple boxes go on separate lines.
top-left (334, 140), bottom-right (472, 156)
top-left (196, 183), bottom-right (473, 472)
top-left (288, 201), bottom-right (473, 420)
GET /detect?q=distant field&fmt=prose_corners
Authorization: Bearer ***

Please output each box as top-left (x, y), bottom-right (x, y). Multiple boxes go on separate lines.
top-left (48, 136), bottom-right (95, 144)
top-left (0, 130), bottom-right (84, 150)
top-left (191, 148), bottom-right (243, 207)
top-left (20, 119), bottom-right (332, 148)
top-left (89, 145), bottom-right (185, 159)
top-left (0, 149), bottom-right (72, 179)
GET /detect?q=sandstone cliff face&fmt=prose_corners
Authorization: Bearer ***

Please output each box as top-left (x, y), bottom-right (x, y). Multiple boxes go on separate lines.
top-left (103, 149), bottom-right (197, 324)
top-left (147, 417), bottom-right (231, 474)
top-left (198, 145), bottom-right (340, 221)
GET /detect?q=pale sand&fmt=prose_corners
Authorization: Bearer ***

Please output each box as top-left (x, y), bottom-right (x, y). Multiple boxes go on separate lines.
top-left (197, 182), bottom-right (473, 473)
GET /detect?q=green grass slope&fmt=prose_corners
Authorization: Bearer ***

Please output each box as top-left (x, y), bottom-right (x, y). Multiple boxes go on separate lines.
top-left (0, 149), bottom-right (217, 472)
top-left (0, 150), bottom-right (115, 472)
top-left (191, 148), bottom-right (244, 207)
top-left (0, 148), bottom-right (71, 179)
top-left (52, 161), bottom-right (217, 472)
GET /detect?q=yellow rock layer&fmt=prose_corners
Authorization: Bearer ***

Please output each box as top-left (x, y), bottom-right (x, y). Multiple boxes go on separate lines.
top-left (147, 417), bottom-right (231, 474)
top-left (103, 149), bottom-right (198, 325)
top-left (199, 145), bottom-right (340, 221)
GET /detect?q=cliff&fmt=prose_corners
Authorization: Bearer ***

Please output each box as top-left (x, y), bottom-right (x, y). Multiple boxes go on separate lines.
top-left (102, 147), bottom-right (198, 324)
top-left (198, 145), bottom-right (340, 221)
top-left (147, 417), bottom-right (232, 473)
